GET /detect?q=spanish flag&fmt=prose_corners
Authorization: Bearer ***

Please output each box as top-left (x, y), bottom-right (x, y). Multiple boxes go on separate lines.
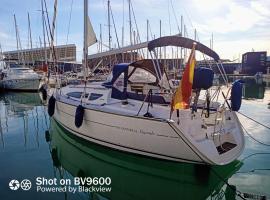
top-left (171, 43), bottom-right (196, 114)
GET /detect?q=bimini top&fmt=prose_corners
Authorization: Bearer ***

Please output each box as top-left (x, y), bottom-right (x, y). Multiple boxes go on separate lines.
top-left (129, 59), bottom-right (165, 82)
top-left (103, 61), bottom-right (165, 87)
top-left (148, 36), bottom-right (220, 61)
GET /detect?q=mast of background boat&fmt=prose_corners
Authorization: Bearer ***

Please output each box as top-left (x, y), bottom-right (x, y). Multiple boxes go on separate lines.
top-left (107, 0), bottom-right (112, 68)
top-left (27, 12), bottom-right (34, 67)
top-left (159, 20), bottom-right (162, 63)
top-left (0, 43), bottom-right (3, 69)
top-left (128, 0), bottom-right (133, 62)
top-left (64, 0), bottom-right (73, 62)
top-left (180, 15), bottom-right (183, 69)
top-left (99, 24), bottom-right (102, 53)
top-left (121, 0), bottom-right (125, 61)
top-left (13, 15), bottom-right (21, 64)
top-left (83, 0), bottom-right (88, 83)
top-left (211, 33), bottom-right (213, 49)
top-left (50, 0), bottom-right (57, 61)
top-left (48, 0), bottom-right (58, 85)
top-left (183, 24), bottom-right (187, 64)
top-left (146, 19), bottom-right (149, 59)
top-left (41, 0), bottom-right (48, 74)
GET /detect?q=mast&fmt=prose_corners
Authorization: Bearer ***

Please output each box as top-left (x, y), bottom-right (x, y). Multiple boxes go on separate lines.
top-left (159, 19), bottom-right (162, 59)
top-left (128, 0), bottom-right (132, 46)
top-left (107, 0), bottom-right (111, 50)
top-left (180, 15), bottom-right (183, 69)
top-left (211, 32), bottom-right (213, 49)
top-left (83, 0), bottom-right (88, 82)
top-left (121, 0), bottom-right (125, 47)
top-left (41, 0), bottom-right (47, 66)
top-left (0, 43), bottom-right (3, 69)
top-left (146, 19), bottom-right (149, 59)
top-left (13, 14), bottom-right (25, 65)
top-left (99, 23), bottom-right (102, 52)
top-left (128, 0), bottom-right (133, 61)
top-left (50, 0), bottom-right (57, 61)
top-left (107, 0), bottom-right (112, 67)
top-left (13, 14), bottom-right (20, 62)
top-left (28, 12), bottom-right (34, 66)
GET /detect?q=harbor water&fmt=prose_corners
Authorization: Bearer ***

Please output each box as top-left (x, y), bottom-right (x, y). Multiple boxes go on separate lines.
top-left (0, 78), bottom-right (269, 200)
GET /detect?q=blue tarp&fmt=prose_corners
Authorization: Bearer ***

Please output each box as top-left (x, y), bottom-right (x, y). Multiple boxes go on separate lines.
top-left (103, 63), bottom-right (130, 100)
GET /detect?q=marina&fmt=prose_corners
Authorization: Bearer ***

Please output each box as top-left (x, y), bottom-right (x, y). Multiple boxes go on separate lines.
top-left (0, 0), bottom-right (270, 199)
top-left (0, 81), bottom-right (269, 199)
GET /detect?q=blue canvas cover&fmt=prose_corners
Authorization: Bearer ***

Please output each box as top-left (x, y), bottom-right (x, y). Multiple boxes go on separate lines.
top-left (231, 80), bottom-right (243, 111)
top-left (103, 63), bottom-right (130, 100)
top-left (192, 67), bottom-right (214, 90)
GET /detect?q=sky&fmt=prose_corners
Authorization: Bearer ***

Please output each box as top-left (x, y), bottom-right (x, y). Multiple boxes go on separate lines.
top-left (0, 0), bottom-right (269, 62)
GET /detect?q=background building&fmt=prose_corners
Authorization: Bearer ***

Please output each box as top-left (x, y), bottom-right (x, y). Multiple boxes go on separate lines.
top-left (197, 59), bottom-right (241, 74)
top-left (241, 51), bottom-right (267, 75)
top-left (3, 44), bottom-right (76, 64)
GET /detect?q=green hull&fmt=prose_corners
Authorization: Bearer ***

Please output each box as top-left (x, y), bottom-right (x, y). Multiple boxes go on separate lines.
top-left (50, 119), bottom-right (243, 200)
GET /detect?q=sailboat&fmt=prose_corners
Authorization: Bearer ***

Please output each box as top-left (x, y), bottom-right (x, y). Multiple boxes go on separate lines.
top-left (48, 0), bottom-right (245, 165)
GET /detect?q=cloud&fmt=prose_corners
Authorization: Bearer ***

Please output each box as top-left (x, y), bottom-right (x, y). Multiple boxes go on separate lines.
top-left (251, 1), bottom-right (270, 17)
top-left (0, 31), bottom-right (9, 40)
top-left (191, 0), bottom-right (228, 12)
top-left (214, 37), bottom-right (270, 59)
top-left (193, 1), bottom-right (266, 34)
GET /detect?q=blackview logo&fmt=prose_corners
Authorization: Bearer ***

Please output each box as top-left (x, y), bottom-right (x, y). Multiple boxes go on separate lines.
top-left (9, 179), bottom-right (32, 191)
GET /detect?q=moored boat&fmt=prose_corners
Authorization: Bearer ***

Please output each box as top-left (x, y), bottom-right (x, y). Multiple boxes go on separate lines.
top-left (48, 0), bottom-right (245, 166)
top-left (0, 61), bottom-right (41, 91)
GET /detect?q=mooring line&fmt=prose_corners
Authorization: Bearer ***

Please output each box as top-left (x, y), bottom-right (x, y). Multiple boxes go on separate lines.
top-left (241, 123), bottom-right (270, 147)
top-left (238, 111), bottom-right (270, 130)
top-left (167, 121), bottom-right (247, 200)
top-left (241, 153), bottom-right (270, 162)
top-left (237, 168), bottom-right (270, 174)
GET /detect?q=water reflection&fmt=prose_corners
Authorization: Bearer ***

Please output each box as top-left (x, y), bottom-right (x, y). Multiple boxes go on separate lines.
top-left (242, 78), bottom-right (265, 100)
top-left (0, 92), bottom-right (48, 149)
top-left (48, 119), bottom-right (242, 200)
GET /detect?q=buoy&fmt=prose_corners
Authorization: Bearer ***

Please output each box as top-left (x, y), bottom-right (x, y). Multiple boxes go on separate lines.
top-left (48, 96), bottom-right (56, 117)
top-left (75, 105), bottom-right (85, 128)
top-left (231, 80), bottom-right (243, 111)
top-left (39, 85), bottom-right (47, 101)
top-left (45, 130), bottom-right (51, 142)
top-left (51, 148), bottom-right (60, 167)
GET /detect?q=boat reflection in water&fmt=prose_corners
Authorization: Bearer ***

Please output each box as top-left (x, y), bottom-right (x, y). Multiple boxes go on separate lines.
top-left (49, 119), bottom-right (243, 200)
top-left (242, 78), bottom-right (265, 100)
top-left (0, 92), bottom-right (43, 115)
top-left (0, 92), bottom-right (47, 148)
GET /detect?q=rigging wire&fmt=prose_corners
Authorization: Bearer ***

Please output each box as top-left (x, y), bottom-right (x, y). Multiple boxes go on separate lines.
top-left (109, 5), bottom-right (120, 49)
top-left (43, 0), bottom-right (57, 75)
top-left (169, 0), bottom-right (181, 34)
top-left (64, 0), bottom-right (74, 58)
top-left (130, 0), bottom-right (145, 58)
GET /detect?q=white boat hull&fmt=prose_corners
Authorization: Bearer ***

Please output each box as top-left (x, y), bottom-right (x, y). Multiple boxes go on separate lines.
top-left (53, 99), bottom-right (220, 164)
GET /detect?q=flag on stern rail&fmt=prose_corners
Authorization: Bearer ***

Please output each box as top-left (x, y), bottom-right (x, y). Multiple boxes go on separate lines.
top-left (170, 43), bottom-right (196, 116)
